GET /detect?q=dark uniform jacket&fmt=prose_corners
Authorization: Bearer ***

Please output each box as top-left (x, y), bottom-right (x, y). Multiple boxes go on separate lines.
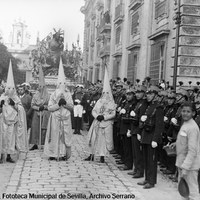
top-left (131, 99), bottom-right (148, 135)
top-left (20, 93), bottom-right (33, 129)
top-left (167, 103), bottom-right (182, 141)
top-left (140, 102), bottom-right (164, 144)
top-left (119, 98), bottom-right (136, 135)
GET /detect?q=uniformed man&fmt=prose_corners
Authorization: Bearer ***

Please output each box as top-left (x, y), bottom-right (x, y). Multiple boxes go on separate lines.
top-left (72, 85), bottom-right (87, 135)
top-left (166, 88), bottom-right (189, 182)
top-left (194, 92), bottom-right (200, 191)
top-left (129, 85), bottom-right (148, 178)
top-left (87, 87), bottom-right (102, 128)
top-left (160, 91), bottom-right (178, 175)
top-left (112, 82), bottom-right (126, 156)
top-left (118, 88), bottom-right (136, 170)
top-left (137, 86), bottom-right (164, 189)
top-left (156, 90), bottom-right (168, 168)
top-left (18, 85), bottom-right (33, 131)
top-left (186, 86), bottom-right (195, 102)
top-left (194, 91), bottom-right (200, 127)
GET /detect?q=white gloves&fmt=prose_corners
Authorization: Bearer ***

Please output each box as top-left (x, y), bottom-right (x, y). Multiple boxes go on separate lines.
top-left (164, 116), bottom-right (168, 122)
top-left (141, 115), bottom-right (147, 122)
top-left (117, 107), bottom-right (122, 112)
top-left (151, 141), bottom-right (158, 148)
top-left (130, 111), bottom-right (136, 117)
top-left (83, 110), bottom-right (86, 114)
top-left (90, 101), bottom-right (96, 107)
top-left (75, 99), bottom-right (81, 104)
top-left (171, 118), bottom-right (177, 125)
top-left (120, 108), bottom-right (126, 114)
top-left (137, 134), bottom-right (141, 141)
top-left (127, 130), bottom-right (131, 137)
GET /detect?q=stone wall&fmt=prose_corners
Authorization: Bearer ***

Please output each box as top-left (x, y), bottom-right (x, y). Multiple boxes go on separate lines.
top-left (178, 0), bottom-right (200, 83)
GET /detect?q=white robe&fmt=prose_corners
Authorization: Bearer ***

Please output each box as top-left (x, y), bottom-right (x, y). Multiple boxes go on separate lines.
top-left (0, 113), bottom-right (3, 155)
top-left (87, 100), bottom-right (116, 156)
top-left (0, 95), bottom-right (28, 154)
top-left (44, 91), bottom-right (74, 158)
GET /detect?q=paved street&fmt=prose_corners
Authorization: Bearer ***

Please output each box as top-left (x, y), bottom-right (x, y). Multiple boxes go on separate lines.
top-left (2, 132), bottom-right (180, 200)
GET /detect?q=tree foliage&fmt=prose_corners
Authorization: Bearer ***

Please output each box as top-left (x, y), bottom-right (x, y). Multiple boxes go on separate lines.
top-left (0, 43), bottom-right (25, 85)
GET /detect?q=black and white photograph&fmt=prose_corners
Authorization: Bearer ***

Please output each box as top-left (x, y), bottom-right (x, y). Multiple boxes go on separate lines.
top-left (0, 0), bottom-right (200, 200)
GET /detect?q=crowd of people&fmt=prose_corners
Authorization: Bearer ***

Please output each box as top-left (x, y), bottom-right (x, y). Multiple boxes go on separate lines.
top-left (0, 59), bottom-right (200, 199)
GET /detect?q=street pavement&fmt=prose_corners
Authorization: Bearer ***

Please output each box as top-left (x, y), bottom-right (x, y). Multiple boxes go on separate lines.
top-left (2, 132), bottom-right (180, 200)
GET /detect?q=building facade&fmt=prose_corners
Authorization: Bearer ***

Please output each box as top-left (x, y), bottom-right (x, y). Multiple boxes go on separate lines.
top-left (5, 19), bottom-right (37, 83)
top-left (81, 0), bottom-right (200, 86)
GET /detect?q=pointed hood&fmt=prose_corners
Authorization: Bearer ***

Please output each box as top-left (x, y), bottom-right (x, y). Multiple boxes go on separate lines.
top-left (57, 57), bottom-right (66, 85)
top-left (103, 66), bottom-right (112, 94)
top-left (98, 66), bottom-right (116, 109)
top-left (5, 60), bottom-right (16, 97)
top-left (32, 66), bottom-right (49, 106)
top-left (56, 57), bottom-right (68, 94)
top-left (38, 65), bottom-right (45, 87)
top-left (6, 60), bottom-right (15, 89)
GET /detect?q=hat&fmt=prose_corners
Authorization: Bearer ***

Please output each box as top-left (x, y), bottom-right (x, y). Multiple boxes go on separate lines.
top-left (186, 86), bottom-right (195, 92)
top-left (158, 90), bottom-right (168, 97)
top-left (146, 85), bottom-right (160, 94)
top-left (21, 82), bottom-right (31, 87)
top-left (167, 91), bottom-right (176, 99)
top-left (115, 81), bottom-right (123, 88)
top-left (76, 84), bottom-right (84, 89)
top-left (135, 85), bottom-right (147, 93)
top-left (178, 177), bottom-right (189, 198)
top-left (176, 88), bottom-right (189, 98)
top-left (126, 88), bottom-right (135, 94)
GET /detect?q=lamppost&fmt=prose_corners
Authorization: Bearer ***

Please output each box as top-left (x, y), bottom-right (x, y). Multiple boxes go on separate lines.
top-left (173, 0), bottom-right (181, 91)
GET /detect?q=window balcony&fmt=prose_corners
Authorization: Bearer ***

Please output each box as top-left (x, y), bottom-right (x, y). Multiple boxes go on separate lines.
top-left (114, 4), bottom-right (124, 24)
top-left (99, 45), bottom-right (110, 58)
top-left (99, 11), bottom-right (111, 34)
top-left (129, 0), bottom-right (143, 11)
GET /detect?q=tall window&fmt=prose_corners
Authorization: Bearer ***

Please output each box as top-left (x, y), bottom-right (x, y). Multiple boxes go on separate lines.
top-left (115, 26), bottom-right (121, 45)
top-left (149, 42), bottom-right (165, 84)
top-left (127, 51), bottom-right (137, 82)
top-left (131, 12), bottom-right (139, 35)
top-left (113, 59), bottom-right (120, 79)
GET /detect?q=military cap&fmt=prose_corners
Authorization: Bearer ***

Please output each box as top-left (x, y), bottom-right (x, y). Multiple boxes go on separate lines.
top-left (167, 91), bottom-right (176, 99)
top-left (115, 81), bottom-right (123, 88)
top-left (135, 85), bottom-right (147, 93)
top-left (146, 85), bottom-right (160, 94)
top-left (158, 90), bottom-right (168, 97)
top-left (126, 88), bottom-right (135, 94)
top-left (176, 88), bottom-right (189, 98)
top-left (186, 86), bottom-right (195, 91)
top-left (76, 84), bottom-right (84, 88)
top-left (21, 82), bottom-right (29, 86)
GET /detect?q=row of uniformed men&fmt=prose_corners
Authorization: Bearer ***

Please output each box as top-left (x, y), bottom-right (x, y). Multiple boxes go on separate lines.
top-left (111, 82), bottom-right (200, 189)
